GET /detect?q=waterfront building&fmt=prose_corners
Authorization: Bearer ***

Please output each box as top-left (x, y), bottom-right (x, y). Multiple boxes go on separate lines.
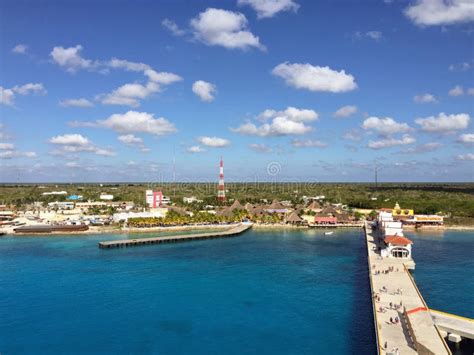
top-left (404, 214), bottom-right (444, 227)
top-left (314, 216), bottom-right (337, 225)
top-left (392, 202), bottom-right (414, 220)
top-left (286, 211), bottom-right (303, 224)
top-left (265, 200), bottom-right (290, 213)
top-left (76, 201), bottom-right (107, 211)
top-left (380, 235), bottom-right (413, 258)
top-left (113, 209), bottom-right (167, 223)
top-left (228, 200), bottom-right (244, 211)
top-left (145, 190), bottom-right (170, 208)
top-left (305, 200), bottom-right (322, 213)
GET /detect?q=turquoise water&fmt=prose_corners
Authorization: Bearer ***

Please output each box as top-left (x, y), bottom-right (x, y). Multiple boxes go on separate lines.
top-left (0, 228), bottom-right (375, 354)
top-left (0, 228), bottom-right (472, 354)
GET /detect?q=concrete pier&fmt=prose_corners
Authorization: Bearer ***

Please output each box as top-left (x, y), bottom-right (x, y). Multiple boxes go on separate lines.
top-left (99, 223), bottom-right (252, 249)
top-left (365, 222), bottom-right (451, 354)
top-left (430, 309), bottom-right (474, 341)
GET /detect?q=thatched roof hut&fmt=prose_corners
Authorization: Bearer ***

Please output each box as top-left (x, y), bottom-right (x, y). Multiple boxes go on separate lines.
top-left (286, 211), bottom-right (302, 224)
top-left (229, 199), bottom-right (244, 211)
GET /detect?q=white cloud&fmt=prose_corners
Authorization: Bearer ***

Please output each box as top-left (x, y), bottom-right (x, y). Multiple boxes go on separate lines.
top-left (99, 82), bottom-right (160, 107)
top-left (59, 98), bottom-right (94, 108)
top-left (333, 105), bottom-right (357, 118)
top-left (368, 135), bottom-right (415, 149)
top-left (12, 44), bottom-right (28, 54)
top-left (162, 19), bottom-right (186, 36)
top-left (232, 106), bottom-right (318, 137)
top-left (0, 143), bottom-right (14, 150)
top-left (0, 87), bottom-right (15, 106)
top-left (457, 133), bottom-right (474, 145)
top-left (96, 111), bottom-right (177, 136)
top-left (456, 153), bottom-right (474, 161)
top-left (415, 112), bottom-right (470, 133)
top-left (50, 45), bottom-right (95, 73)
top-left (449, 85), bottom-right (464, 96)
top-left (249, 143), bottom-right (272, 153)
top-left (405, 0), bottom-right (474, 26)
top-left (49, 133), bottom-right (115, 156)
top-left (258, 106), bottom-right (318, 122)
top-left (190, 8), bottom-right (264, 50)
top-left (237, 0), bottom-right (299, 19)
top-left (413, 93), bottom-right (437, 103)
top-left (192, 80), bottom-right (217, 102)
top-left (362, 116), bottom-right (411, 136)
top-left (49, 133), bottom-right (90, 146)
top-left (118, 134), bottom-right (143, 146)
top-left (198, 136), bottom-right (230, 147)
top-left (272, 62), bottom-right (357, 93)
top-left (144, 70), bottom-right (182, 84)
top-left (0, 150), bottom-right (37, 159)
top-left (187, 145), bottom-right (206, 153)
top-left (107, 58), bottom-right (150, 72)
top-left (291, 139), bottom-right (327, 148)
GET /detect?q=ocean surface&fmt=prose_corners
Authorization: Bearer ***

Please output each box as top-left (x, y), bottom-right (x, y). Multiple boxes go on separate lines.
top-left (0, 228), bottom-right (472, 354)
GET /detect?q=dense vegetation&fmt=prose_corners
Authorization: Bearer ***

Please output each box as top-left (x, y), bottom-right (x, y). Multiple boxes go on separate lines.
top-left (1, 182), bottom-right (473, 223)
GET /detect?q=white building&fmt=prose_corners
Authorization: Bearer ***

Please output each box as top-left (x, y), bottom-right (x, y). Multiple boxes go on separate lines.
top-left (381, 235), bottom-right (413, 259)
top-left (113, 209), bottom-right (168, 223)
top-left (47, 201), bottom-right (75, 210)
top-left (42, 191), bottom-right (67, 196)
top-left (183, 196), bottom-right (203, 204)
top-left (100, 194), bottom-right (114, 201)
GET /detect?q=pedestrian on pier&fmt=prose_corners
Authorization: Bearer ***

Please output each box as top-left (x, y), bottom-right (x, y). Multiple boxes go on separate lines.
top-left (384, 341), bottom-right (388, 350)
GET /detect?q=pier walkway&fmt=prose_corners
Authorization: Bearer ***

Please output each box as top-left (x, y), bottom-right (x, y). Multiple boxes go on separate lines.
top-left (430, 309), bottom-right (474, 340)
top-left (99, 223), bottom-right (252, 249)
top-left (365, 222), bottom-right (451, 355)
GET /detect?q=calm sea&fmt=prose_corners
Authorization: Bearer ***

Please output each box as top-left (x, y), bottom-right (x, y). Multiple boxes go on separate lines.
top-left (0, 228), bottom-right (472, 354)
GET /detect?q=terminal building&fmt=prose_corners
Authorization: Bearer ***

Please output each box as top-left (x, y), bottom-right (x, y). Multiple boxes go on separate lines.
top-left (145, 190), bottom-right (170, 208)
top-left (377, 210), bottom-right (413, 259)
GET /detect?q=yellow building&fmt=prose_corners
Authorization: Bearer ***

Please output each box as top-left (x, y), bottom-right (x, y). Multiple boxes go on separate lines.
top-left (392, 202), bottom-right (414, 218)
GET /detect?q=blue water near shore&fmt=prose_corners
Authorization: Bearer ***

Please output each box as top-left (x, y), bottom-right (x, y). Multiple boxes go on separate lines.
top-left (0, 228), bottom-right (472, 354)
top-left (0, 228), bottom-right (375, 354)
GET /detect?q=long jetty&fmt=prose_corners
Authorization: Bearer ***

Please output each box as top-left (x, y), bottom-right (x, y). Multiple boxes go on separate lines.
top-left (365, 222), bottom-right (451, 355)
top-left (99, 223), bottom-right (252, 249)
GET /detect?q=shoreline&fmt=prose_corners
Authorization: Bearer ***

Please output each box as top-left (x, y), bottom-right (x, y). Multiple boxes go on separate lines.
top-left (4, 222), bottom-right (474, 236)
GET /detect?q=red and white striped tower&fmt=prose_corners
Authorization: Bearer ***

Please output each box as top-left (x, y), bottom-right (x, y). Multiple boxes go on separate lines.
top-left (217, 157), bottom-right (226, 201)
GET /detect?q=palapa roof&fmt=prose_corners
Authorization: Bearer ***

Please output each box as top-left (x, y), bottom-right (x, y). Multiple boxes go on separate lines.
top-left (286, 211), bottom-right (302, 223)
top-left (216, 207), bottom-right (233, 217)
top-left (306, 201), bottom-right (322, 210)
top-left (267, 199), bottom-right (285, 210)
top-left (320, 206), bottom-right (338, 215)
top-left (229, 199), bottom-right (244, 211)
top-left (244, 202), bottom-right (254, 211)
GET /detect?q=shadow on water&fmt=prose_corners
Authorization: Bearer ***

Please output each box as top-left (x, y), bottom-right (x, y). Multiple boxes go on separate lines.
top-left (348, 229), bottom-right (377, 354)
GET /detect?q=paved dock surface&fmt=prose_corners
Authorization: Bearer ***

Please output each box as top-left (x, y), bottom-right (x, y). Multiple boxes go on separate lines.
top-left (365, 222), bottom-right (451, 355)
top-left (99, 223), bottom-right (251, 249)
top-left (430, 309), bottom-right (474, 340)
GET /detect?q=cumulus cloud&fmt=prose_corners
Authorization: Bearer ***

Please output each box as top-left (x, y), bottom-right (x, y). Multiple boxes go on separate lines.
top-left (249, 143), bottom-right (273, 153)
top-left (413, 93), bottom-right (437, 103)
top-left (0, 143), bottom-right (14, 150)
top-left (449, 85), bottom-right (464, 96)
top-left (456, 153), bottom-right (474, 161)
top-left (50, 45), bottom-right (96, 73)
top-left (362, 116), bottom-right (411, 136)
top-left (192, 80), bottom-right (217, 102)
top-left (405, 0), bottom-right (474, 26)
top-left (190, 8), bottom-right (264, 50)
top-left (12, 44), bottom-right (28, 54)
top-left (232, 106), bottom-right (317, 137)
top-left (98, 82), bottom-right (160, 107)
top-left (59, 98), bottom-right (94, 108)
top-left (187, 145), bottom-right (206, 153)
top-left (237, 0), bottom-right (299, 19)
top-left (107, 58), bottom-right (150, 72)
top-left (1, 83), bottom-right (47, 106)
top-left (144, 70), bottom-right (182, 84)
top-left (368, 135), bottom-right (415, 149)
top-left (93, 111), bottom-right (177, 136)
top-left (415, 112), bottom-right (470, 133)
top-left (49, 133), bottom-right (115, 156)
top-left (118, 134), bottom-right (143, 146)
top-left (0, 150), bottom-right (37, 159)
top-left (162, 19), bottom-right (186, 36)
top-left (457, 133), bottom-right (474, 145)
top-left (272, 62), bottom-right (357, 93)
top-left (333, 105), bottom-right (357, 118)
top-left (291, 139), bottom-right (327, 148)
top-left (197, 136), bottom-right (230, 147)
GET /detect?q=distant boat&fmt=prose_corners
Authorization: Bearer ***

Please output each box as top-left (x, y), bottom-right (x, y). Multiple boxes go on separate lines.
top-left (324, 231), bottom-right (334, 235)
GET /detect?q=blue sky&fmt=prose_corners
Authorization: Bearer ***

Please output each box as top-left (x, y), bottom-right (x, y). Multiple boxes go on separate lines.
top-left (0, 0), bottom-right (473, 183)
